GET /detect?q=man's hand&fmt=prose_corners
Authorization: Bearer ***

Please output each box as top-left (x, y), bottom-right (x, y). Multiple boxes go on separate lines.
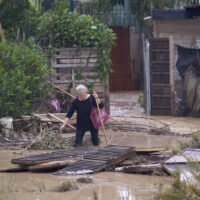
top-left (60, 117), bottom-right (69, 132)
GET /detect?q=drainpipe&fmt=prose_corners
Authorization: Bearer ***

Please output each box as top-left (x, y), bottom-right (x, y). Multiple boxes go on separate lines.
top-left (142, 33), bottom-right (151, 116)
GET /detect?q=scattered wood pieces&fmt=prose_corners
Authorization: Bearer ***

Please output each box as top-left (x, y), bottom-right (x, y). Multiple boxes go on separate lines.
top-left (29, 160), bottom-right (74, 171)
top-left (0, 166), bottom-right (28, 172)
top-left (55, 145), bottom-right (136, 175)
top-left (136, 147), bottom-right (166, 153)
top-left (122, 164), bottom-right (163, 175)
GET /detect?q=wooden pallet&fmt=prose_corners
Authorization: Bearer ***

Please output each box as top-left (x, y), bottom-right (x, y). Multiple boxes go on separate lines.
top-left (55, 145), bottom-right (136, 175)
top-left (11, 147), bottom-right (96, 166)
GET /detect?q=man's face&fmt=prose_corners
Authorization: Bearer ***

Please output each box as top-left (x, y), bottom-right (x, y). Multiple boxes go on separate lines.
top-left (77, 91), bottom-right (87, 101)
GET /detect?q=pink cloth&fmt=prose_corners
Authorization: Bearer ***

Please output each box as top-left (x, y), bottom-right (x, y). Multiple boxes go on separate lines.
top-left (50, 99), bottom-right (61, 112)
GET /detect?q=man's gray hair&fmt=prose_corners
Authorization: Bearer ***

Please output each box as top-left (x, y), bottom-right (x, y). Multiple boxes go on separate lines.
top-left (76, 84), bottom-right (88, 93)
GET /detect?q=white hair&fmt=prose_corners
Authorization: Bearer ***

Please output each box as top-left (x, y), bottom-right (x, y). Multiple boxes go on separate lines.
top-left (76, 84), bottom-right (88, 93)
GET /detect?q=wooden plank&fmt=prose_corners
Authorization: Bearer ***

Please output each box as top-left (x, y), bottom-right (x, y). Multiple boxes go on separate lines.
top-left (51, 72), bottom-right (99, 78)
top-left (11, 147), bottom-right (96, 166)
top-left (135, 147), bottom-right (166, 153)
top-left (52, 55), bottom-right (97, 59)
top-left (53, 63), bottom-right (96, 68)
top-left (29, 160), bottom-right (74, 171)
top-left (51, 79), bottom-right (102, 84)
top-left (123, 164), bottom-right (162, 175)
top-left (0, 166), bottom-right (28, 172)
top-left (55, 52), bottom-right (96, 58)
top-left (52, 58), bottom-right (97, 64)
top-left (55, 159), bottom-right (107, 175)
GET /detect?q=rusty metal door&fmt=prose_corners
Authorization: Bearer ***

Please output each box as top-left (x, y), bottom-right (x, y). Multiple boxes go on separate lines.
top-left (109, 26), bottom-right (132, 91)
top-left (150, 38), bottom-right (171, 115)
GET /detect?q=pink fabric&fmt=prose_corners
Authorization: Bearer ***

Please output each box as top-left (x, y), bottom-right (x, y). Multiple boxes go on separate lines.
top-left (90, 106), bottom-right (109, 129)
top-left (50, 99), bottom-right (61, 112)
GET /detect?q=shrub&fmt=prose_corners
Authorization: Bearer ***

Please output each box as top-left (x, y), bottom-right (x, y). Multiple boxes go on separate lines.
top-left (37, 9), bottom-right (116, 81)
top-left (0, 40), bottom-right (50, 118)
top-left (0, 0), bottom-right (39, 42)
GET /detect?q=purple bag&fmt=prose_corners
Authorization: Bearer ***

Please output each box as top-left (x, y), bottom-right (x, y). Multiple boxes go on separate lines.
top-left (90, 96), bottom-right (109, 129)
top-left (50, 99), bottom-right (61, 112)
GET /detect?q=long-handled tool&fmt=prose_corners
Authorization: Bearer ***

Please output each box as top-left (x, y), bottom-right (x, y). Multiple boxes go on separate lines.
top-left (47, 113), bottom-right (76, 130)
top-left (47, 80), bottom-right (121, 124)
top-left (47, 80), bottom-right (76, 99)
top-left (93, 90), bottom-right (108, 145)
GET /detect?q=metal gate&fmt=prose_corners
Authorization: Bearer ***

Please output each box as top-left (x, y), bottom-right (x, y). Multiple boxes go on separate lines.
top-left (150, 38), bottom-right (171, 115)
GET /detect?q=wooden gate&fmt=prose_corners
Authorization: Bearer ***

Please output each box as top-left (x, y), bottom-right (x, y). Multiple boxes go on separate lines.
top-left (109, 26), bottom-right (132, 91)
top-left (150, 38), bottom-right (171, 115)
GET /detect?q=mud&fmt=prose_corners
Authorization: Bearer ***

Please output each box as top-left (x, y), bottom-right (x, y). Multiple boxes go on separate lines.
top-left (0, 91), bottom-right (200, 200)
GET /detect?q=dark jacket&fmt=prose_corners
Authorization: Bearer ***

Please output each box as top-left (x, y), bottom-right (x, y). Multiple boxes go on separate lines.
top-left (66, 94), bottom-right (103, 131)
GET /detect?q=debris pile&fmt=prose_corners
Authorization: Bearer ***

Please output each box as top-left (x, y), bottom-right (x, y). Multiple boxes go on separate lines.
top-left (28, 128), bottom-right (74, 150)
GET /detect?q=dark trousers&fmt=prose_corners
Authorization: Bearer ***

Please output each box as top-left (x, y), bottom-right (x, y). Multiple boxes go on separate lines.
top-left (75, 128), bottom-right (99, 146)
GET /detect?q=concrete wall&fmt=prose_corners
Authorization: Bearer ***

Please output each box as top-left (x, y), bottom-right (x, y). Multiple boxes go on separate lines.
top-left (154, 17), bottom-right (200, 115)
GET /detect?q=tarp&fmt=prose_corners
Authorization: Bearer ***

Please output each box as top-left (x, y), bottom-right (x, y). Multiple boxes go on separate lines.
top-left (176, 45), bottom-right (200, 78)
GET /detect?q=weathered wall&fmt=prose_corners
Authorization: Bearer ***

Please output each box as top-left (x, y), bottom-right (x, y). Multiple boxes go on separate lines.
top-left (154, 17), bottom-right (200, 115)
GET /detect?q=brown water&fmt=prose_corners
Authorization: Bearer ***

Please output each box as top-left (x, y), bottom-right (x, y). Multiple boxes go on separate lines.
top-left (0, 131), bottom-right (191, 200)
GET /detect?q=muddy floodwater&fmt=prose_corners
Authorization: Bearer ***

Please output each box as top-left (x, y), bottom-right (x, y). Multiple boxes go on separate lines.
top-left (0, 150), bottom-right (172, 200)
top-left (0, 131), bottom-right (192, 200)
top-left (1, 91), bottom-right (200, 200)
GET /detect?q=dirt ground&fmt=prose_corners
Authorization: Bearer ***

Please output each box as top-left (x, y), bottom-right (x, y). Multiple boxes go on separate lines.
top-left (1, 91), bottom-right (200, 200)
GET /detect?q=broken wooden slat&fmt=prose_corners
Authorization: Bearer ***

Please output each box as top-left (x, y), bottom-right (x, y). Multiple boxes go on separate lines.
top-left (135, 147), bottom-right (166, 153)
top-left (0, 166), bottom-right (28, 172)
top-left (29, 160), bottom-right (74, 171)
top-left (55, 159), bottom-right (107, 175)
top-left (11, 147), bottom-right (96, 166)
top-left (122, 164), bottom-right (163, 175)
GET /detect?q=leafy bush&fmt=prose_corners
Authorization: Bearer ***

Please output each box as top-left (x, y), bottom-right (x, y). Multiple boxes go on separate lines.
top-left (0, 0), bottom-right (39, 42)
top-left (37, 9), bottom-right (116, 81)
top-left (0, 40), bottom-right (50, 118)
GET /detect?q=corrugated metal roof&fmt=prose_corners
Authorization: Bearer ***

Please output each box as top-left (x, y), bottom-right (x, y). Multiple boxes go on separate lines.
top-left (152, 7), bottom-right (200, 20)
top-left (152, 9), bottom-right (192, 20)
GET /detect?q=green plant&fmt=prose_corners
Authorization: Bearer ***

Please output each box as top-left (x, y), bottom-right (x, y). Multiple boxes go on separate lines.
top-left (0, 0), bottom-right (39, 42)
top-left (37, 7), bottom-right (116, 82)
top-left (155, 174), bottom-right (193, 200)
top-left (0, 40), bottom-right (50, 118)
top-left (54, 180), bottom-right (71, 192)
top-left (179, 131), bottom-right (200, 150)
top-left (137, 93), bottom-right (144, 105)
